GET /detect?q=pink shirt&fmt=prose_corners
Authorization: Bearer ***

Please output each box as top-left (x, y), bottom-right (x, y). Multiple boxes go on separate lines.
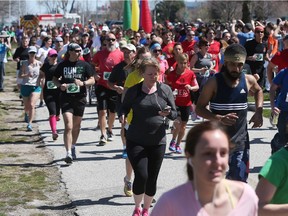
top-left (151, 182), bottom-right (258, 216)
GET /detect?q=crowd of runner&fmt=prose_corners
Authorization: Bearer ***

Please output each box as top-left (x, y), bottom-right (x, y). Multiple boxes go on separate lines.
top-left (1, 17), bottom-right (288, 215)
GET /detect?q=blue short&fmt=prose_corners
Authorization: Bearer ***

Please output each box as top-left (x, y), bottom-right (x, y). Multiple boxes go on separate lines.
top-left (21, 85), bottom-right (41, 97)
top-left (226, 148), bottom-right (249, 182)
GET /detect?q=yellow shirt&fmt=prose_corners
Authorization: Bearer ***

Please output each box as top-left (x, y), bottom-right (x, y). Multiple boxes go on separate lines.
top-left (124, 69), bottom-right (143, 124)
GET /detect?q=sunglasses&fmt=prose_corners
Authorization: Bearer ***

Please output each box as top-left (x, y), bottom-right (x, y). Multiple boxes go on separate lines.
top-left (187, 34), bottom-right (195, 36)
top-left (255, 31), bottom-right (264, 33)
top-left (153, 49), bottom-right (162, 53)
top-left (50, 54), bottom-right (58, 58)
top-left (29, 52), bottom-right (36, 54)
top-left (106, 38), bottom-right (116, 42)
top-left (73, 50), bottom-right (81, 53)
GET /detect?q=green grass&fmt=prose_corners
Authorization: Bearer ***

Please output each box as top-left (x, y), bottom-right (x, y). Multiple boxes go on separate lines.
top-left (248, 92), bottom-right (270, 102)
top-left (263, 109), bottom-right (271, 118)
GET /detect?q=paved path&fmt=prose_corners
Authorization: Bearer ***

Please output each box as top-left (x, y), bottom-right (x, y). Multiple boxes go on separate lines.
top-left (36, 103), bottom-right (276, 216)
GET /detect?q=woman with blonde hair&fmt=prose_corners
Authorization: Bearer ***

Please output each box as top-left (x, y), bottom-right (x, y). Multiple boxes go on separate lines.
top-left (121, 57), bottom-right (177, 216)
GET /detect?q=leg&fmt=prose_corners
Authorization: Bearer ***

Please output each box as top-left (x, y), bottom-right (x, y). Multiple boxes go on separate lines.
top-left (62, 112), bottom-right (73, 152)
top-left (72, 115), bottom-right (82, 145)
top-left (28, 92), bottom-right (40, 124)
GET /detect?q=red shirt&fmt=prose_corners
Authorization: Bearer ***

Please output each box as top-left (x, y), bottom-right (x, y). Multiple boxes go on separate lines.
top-left (182, 40), bottom-right (197, 61)
top-left (208, 40), bottom-right (221, 72)
top-left (92, 49), bottom-right (124, 88)
top-left (271, 49), bottom-right (288, 72)
top-left (166, 68), bottom-right (197, 106)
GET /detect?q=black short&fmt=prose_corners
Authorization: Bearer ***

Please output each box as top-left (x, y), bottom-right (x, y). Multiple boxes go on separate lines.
top-left (95, 85), bottom-right (117, 112)
top-left (60, 95), bottom-right (87, 117)
top-left (176, 105), bottom-right (190, 122)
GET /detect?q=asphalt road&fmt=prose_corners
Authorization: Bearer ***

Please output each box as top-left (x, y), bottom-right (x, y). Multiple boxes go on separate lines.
top-left (36, 102), bottom-right (275, 216)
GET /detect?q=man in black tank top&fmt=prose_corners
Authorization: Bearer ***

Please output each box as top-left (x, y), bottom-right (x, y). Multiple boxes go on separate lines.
top-left (196, 44), bottom-right (263, 182)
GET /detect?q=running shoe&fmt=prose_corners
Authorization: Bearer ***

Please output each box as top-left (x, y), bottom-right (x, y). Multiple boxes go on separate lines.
top-left (52, 133), bottom-right (58, 141)
top-left (64, 154), bottom-right (73, 164)
top-left (132, 207), bottom-right (142, 216)
top-left (72, 147), bottom-right (77, 160)
top-left (169, 140), bottom-right (176, 152)
top-left (142, 208), bottom-right (149, 216)
top-left (175, 145), bottom-right (182, 154)
top-left (122, 149), bottom-right (128, 159)
top-left (56, 115), bottom-right (61, 121)
top-left (99, 135), bottom-right (107, 146)
top-left (24, 113), bottom-right (29, 123)
top-left (124, 177), bottom-right (133, 197)
top-left (107, 130), bottom-right (114, 141)
top-left (190, 111), bottom-right (198, 121)
top-left (27, 124), bottom-right (32, 131)
top-left (39, 100), bottom-right (44, 107)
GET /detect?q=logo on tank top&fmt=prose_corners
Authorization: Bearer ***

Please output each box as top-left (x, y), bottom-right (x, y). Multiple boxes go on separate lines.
top-left (240, 89), bottom-right (246, 94)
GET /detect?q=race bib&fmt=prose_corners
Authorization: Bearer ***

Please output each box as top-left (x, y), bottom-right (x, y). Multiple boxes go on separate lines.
top-left (66, 83), bottom-right (80, 93)
top-left (47, 81), bottom-right (57, 89)
top-left (254, 53), bottom-right (263, 61)
top-left (103, 71), bottom-right (111, 80)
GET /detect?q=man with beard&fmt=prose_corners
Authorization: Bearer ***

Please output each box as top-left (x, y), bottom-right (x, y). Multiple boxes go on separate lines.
top-left (196, 44), bottom-right (263, 182)
top-left (92, 33), bottom-right (124, 145)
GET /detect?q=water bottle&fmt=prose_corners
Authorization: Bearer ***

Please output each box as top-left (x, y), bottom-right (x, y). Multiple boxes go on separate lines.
top-left (270, 113), bottom-right (279, 127)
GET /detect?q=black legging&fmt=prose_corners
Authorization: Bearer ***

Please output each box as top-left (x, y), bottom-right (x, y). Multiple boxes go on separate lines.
top-left (126, 140), bottom-right (166, 196)
top-left (43, 91), bottom-right (61, 116)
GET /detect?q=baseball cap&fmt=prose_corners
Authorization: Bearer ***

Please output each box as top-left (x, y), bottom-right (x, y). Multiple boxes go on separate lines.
top-left (102, 25), bottom-right (110, 32)
top-left (55, 36), bottom-right (63, 42)
top-left (255, 25), bottom-right (264, 32)
top-left (67, 43), bottom-right (81, 51)
top-left (48, 49), bottom-right (57, 57)
top-left (121, 43), bottom-right (136, 52)
top-left (0, 31), bottom-right (9, 38)
top-left (244, 23), bottom-right (253, 31)
top-left (28, 46), bottom-right (37, 53)
top-left (40, 31), bottom-right (48, 37)
top-left (118, 40), bottom-right (127, 48)
top-left (224, 44), bottom-right (247, 63)
top-left (82, 32), bottom-right (89, 37)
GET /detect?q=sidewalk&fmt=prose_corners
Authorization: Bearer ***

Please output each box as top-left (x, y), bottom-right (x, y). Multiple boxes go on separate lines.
top-left (36, 104), bottom-right (276, 216)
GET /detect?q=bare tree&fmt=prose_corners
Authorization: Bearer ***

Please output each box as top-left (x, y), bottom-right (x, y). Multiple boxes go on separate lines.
top-left (108, 1), bottom-right (124, 20)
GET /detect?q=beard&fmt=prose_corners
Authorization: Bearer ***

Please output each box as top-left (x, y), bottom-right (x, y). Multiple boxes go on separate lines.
top-left (107, 44), bottom-right (115, 52)
top-left (223, 66), bottom-right (241, 81)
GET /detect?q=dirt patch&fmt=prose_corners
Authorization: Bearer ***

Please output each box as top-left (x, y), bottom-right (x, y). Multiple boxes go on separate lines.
top-left (0, 67), bottom-right (75, 215)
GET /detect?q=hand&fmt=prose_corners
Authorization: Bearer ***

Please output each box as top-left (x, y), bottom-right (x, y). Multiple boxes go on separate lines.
top-left (159, 110), bottom-right (170, 117)
top-left (249, 111), bottom-right (263, 128)
top-left (74, 79), bottom-right (83, 86)
top-left (220, 113), bottom-right (238, 126)
top-left (95, 74), bottom-right (100, 81)
top-left (185, 84), bottom-right (191, 91)
top-left (115, 86), bottom-right (124, 94)
top-left (272, 107), bottom-right (281, 115)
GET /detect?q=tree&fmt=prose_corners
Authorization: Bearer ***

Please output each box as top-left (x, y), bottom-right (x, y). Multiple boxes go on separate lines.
top-left (37, 0), bottom-right (76, 14)
top-left (242, 1), bottom-right (251, 23)
top-left (208, 1), bottom-right (241, 22)
top-left (154, 0), bottom-right (185, 23)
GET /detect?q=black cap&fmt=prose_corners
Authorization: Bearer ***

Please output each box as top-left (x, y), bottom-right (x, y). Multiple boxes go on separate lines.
top-left (68, 43), bottom-right (81, 51)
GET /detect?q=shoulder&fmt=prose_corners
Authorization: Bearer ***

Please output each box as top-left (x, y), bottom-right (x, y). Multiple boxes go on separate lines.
top-left (226, 180), bottom-right (257, 203)
top-left (159, 82), bottom-right (172, 92)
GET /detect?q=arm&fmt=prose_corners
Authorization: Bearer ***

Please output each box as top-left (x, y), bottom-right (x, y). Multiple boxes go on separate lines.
top-left (246, 74), bottom-right (263, 128)
top-left (267, 62), bottom-right (276, 86)
top-left (256, 177), bottom-right (288, 216)
top-left (231, 20), bottom-right (238, 36)
top-left (269, 82), bottom-right (281, 115)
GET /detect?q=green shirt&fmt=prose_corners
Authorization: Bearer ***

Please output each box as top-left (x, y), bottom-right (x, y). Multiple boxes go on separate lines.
top-left (259, 147), bottom-right (288, 204)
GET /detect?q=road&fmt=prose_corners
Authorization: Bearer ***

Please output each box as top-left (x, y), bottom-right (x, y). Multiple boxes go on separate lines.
top-left (36, 102), bottom-right (275, 216)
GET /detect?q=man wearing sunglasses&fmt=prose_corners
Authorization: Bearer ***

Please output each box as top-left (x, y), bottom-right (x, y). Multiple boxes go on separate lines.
top-left (92, 33), bottom-right (124, 145)
top-left (245, 25), bottom-right (269, 88)
top-left (53, 43), bottom-right (95, 164)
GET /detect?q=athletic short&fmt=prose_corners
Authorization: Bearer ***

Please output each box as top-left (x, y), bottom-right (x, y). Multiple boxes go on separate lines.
top-left (176, 106), bottom-right (190, 122)
top-left (95, 84), bottom-right (117, 112)
top-left (16, 70), bottom-right (23, 85)
top-left (60, 95), bottom-right (87, 117)
top-left (21, 85), bottom-right (41, 97)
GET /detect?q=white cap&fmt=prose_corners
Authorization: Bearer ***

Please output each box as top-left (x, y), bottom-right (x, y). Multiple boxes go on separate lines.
top-left (40, 31), bottom-right (48, 37)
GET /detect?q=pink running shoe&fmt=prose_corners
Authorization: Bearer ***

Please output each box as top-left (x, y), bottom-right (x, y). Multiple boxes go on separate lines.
top-left (142, 208), bottom-right (149, 216)
top-left (132, 207), bottom-right (142, 216)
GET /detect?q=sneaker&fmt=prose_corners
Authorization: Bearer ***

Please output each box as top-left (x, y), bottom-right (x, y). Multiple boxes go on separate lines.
top-left (169, 140), bottom-right (176, 152)
top-left (56, 115), bottom-right (61, 121)
top-left (24, 113), bottom-right (29, 123)
top-left (64, 155), bottom-right (73, 164)
top-left (122, 149), bottom-right (128, 159)
top-left (124, 177), bottom-right (133, 197)
top-left (191, 111), bottom-right (198, 121)
top-left (52, 133), bottom-right (58, 141)
top-left (27, 124), bottom-right (32, 131)
top-left (72, 147), bottom-right (77, 160)
top-left (142, 208), bottom-right (149, 216)
top-left (175, 145), bottom-right (182, 154)
top-left (132, 207), bottom-right (142, 216)
top-left (107, 130), bottom-right (114, 141)
top-left (99, 135), bottom-right (107, 146)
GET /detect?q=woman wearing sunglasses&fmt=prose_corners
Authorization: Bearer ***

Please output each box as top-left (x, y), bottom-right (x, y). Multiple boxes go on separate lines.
top-left (150, 42), bottom-right (168, 83)
top-left (39, 49), bottom-right (61, 140)
top-left (18, 46), bottom-right (43, 131)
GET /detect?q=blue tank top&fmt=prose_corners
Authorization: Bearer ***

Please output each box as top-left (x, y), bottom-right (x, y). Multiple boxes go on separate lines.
top-left (210, 72), bottom-right (249, 151)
